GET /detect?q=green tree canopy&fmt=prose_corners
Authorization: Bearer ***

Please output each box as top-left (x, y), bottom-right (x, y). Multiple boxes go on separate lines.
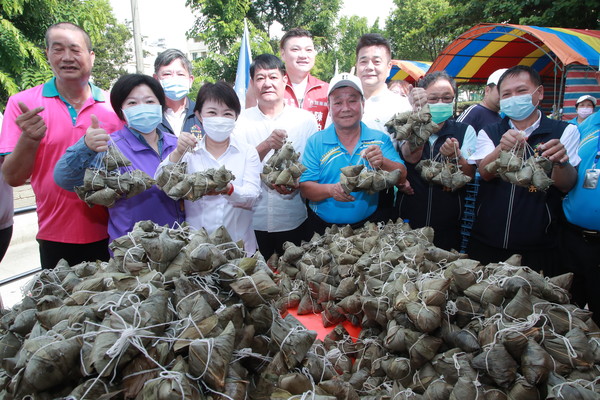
top-left (1, 0), bottom-right (131, 109)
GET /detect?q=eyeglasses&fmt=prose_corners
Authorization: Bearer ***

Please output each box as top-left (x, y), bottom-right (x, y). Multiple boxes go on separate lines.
top-left (427, 96), bottom-right (455, 104)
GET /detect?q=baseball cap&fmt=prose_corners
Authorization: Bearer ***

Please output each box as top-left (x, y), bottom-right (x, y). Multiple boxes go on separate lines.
top-left (576, 95), bottom-right (597, 107)
top-left (487, 68), bottom-right (508, 86)
top-left (328, 73), bottom-right (364, 97)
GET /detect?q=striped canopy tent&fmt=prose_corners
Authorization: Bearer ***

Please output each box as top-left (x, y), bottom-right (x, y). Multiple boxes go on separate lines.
top-left (388, 60), bottom-right (432, 83)
top-left (429, 23), bottom-right (600, 117)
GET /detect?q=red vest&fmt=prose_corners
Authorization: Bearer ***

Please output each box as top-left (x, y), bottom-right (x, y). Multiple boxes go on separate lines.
top-left (283, 74), bottom-right (329, 130)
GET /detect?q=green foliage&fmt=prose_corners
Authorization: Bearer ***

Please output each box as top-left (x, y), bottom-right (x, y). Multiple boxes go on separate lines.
top-left (92, 22), bottom-right (133, 90)
top-left (385, 0), bottom-right (452, 61)
top-left (0, 0), bottom-right (131, 110)
top-left (313, 16), bottom-right (382, 83)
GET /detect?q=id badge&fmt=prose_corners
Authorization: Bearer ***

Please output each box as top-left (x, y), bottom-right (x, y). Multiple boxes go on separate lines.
top-left (583, 169), bottom-right (600, 189)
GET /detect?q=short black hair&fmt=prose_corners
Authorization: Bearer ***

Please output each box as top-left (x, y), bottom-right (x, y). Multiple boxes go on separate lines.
top-left (110, 74), bottom-right (166, 121)
top-left (418, 71), bottom-right (457, 95)
top-left (497, 65), bottom-right (541, 91)
top-left (154, 48), bottom-right (193, 75)
top-left (45, 22), bottom-right (92, 51)
top-left (356, 33), bottom-right (391, 59)
top-left (280, 28), bottom-right (313, 50)
top-left (250, 54), bottom-right (286, 79)
top-left (193, 81), bottom-right (241, 117)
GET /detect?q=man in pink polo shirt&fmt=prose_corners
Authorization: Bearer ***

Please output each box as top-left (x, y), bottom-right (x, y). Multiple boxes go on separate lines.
top-left (0, 22), bottom-right (122, 269)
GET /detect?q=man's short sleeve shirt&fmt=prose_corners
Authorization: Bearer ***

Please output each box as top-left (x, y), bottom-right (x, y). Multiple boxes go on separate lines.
top-left (300, 122), bottom-right (402, 224)
top-left (0, 78), bottom-right (123, 243)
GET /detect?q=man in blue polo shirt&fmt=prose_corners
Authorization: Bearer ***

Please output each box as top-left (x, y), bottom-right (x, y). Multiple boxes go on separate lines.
top-left (299, 73), bottom-right (407, 233)
top-left (561, 71), bottom-right (600, 325)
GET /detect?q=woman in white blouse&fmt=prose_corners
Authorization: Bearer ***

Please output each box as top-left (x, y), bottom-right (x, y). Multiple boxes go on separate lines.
top-left (158, 82), bottom-right (262, 254)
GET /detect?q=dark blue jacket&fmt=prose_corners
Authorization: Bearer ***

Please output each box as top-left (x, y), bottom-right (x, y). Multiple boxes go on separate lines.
top-left (397, 119), bottom-right (469, 250)
top-left (472, 115), bottom-right (569, 250)
top-left (158, 99), bottom-right (203, 137)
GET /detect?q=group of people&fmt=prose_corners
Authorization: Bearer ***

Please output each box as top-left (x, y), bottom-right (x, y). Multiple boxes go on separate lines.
top-left (0, 22), bottom-right (599, 324)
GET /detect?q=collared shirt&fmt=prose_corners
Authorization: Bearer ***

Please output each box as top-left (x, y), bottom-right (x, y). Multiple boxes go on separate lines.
top-left (53, 127), bottom-right (184, 243)
top-left (164, 105), bottom-right (187, 137)
top-left (234, 105), bottom-right (319, 232)
top-left (563, 111), bottom-right (600, 230)
top-left (300, 122), bottom-right (403, 224)
top-left (469, 110), bottom-right (581, 166)
top-left (283, 74), bottom-right (329, 130)
top-left (0, 79), bottom-right (123, 243)
top-left (157, 135), bottom-right (262, 255)
top-left (363, 88), bottom-right (412, 135)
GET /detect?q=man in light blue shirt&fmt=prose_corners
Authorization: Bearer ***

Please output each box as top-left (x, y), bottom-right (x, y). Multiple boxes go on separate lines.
top-left (300, 73), bottom-right (407, 232)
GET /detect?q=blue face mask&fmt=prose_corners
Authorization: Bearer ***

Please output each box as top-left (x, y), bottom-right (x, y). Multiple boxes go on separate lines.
top-left (160, 77), bottom-right (190, 101)
top-left (429, 102), bottom-right (454, 124)
top-left (499, 87), bottom-right (540, 121)
top-left (123, 104), bottom-right (163, 134)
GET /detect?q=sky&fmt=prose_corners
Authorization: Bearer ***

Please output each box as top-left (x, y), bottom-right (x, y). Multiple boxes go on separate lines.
top-left (109, 0), bottom-right (395, 51)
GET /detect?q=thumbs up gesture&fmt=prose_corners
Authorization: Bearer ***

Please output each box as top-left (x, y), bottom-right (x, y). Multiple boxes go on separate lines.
top-left (15, 102), bottom-right (47, 142)
top-left (84, 115), bottom-right (110, 152)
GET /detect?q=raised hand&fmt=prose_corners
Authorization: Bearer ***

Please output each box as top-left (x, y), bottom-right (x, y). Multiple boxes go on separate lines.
top-left (16, 102), bottom-right (46, 142)
top-left (84, 115), bottom-right (110, 152)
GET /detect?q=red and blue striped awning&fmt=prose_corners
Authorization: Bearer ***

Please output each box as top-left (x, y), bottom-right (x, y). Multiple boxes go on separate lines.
top-left (388, 60), bottom-right (432, 83)
top-left (430, 23), bottom-right (600, 84)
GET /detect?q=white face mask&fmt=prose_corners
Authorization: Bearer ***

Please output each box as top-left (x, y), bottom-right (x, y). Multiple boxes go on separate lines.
top-left (203, 117), bottom-right (235, 142)
top-left (577, 107), bottom-right (594, 119)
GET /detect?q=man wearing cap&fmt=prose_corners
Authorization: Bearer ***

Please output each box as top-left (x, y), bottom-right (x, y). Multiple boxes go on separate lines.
top-left (467, 65), bottom-right (580, 275)
top-left (560, 71), bottom-right (600, 325)
top-left (299, 73), bottom-right (407, 234)
top-left (568, 95), bottom-right (596, 126)
top-left (457, 68), bottom-right (507, 133)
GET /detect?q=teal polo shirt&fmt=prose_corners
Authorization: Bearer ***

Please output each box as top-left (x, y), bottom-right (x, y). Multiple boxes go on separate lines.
top-left (42, 77), bottom-right (106, 126)
top-left (300, 122), bottom-right (402, 224)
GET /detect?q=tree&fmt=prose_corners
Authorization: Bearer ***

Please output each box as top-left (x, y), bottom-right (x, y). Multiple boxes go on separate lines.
top-left (313, 15), bottom-right (381, 83)
top-left (0, 0), bottom-right (131, 108)
top-left (385, 0), bottom-right (452, 61)
top-left (92, 22), bottom-right (133, 90)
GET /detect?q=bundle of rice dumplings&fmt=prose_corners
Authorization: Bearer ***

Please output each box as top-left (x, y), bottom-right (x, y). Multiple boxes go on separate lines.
top-left (74, 144), bottom-right (155, 207)
top-left (415, 159), bottom-right (472, 191)
top-left (485, 145), bottom-right (554, 191)
top-left (339, 164), bottom-right (401, 194)
top-left (385, 104), bottom-right (439, 151)
top-left (155, 163), bottom-right (235, 200)
top-left (261, 142), bottom-right (306, 189)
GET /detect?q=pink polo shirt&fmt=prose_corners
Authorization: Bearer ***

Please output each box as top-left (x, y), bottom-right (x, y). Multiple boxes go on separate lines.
top-left (0, 79), bottom-right (123, 243)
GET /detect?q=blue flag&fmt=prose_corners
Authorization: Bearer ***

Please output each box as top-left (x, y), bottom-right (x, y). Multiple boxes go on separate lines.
top-left (234, 20), bottom-right (252, 108)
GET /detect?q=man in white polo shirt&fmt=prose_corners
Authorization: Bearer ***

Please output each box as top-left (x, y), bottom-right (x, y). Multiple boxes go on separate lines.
top-left (235, 54), bottom-right (319, 258)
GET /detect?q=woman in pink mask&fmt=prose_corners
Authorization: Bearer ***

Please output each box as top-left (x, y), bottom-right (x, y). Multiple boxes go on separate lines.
top-left (568, 95), bottom-right (596, 126)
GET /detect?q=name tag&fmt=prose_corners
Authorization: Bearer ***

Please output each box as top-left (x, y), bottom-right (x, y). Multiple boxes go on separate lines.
top-left (584, 169), bottom-right (600, 189)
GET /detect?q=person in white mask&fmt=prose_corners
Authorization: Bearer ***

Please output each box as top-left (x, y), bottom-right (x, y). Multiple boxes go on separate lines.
top-left (568, 95), bottom-right (596, 126)
top-left (153, 49), bottom-right (203, 137)
top-left (158, 82), bottom-right (262, 255)
top-left (467, 65), bottom-right (580, 275)
top-left (54, 74), bottom-right (185, 244)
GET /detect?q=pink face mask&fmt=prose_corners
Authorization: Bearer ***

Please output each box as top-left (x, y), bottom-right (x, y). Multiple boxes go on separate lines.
top-left (577, 107), bottom-right (594, 119)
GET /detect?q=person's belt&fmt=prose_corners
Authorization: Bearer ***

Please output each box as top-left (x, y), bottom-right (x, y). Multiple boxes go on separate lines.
top-left (565, 220), bottom-right (600, 242)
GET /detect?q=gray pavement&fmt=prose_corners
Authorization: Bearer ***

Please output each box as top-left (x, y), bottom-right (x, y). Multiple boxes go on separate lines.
top-left (0, 211), bottom-right (40, 309)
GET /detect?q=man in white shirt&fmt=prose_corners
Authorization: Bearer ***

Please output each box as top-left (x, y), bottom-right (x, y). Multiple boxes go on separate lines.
top-left (153, 49), bottom-right (202, 137)
top-left (467, 65), bottom-right (580, 275)
top-left (355, 33), bottom-right (412, 134)
top-left (235, 54), bottom-right (319, 258)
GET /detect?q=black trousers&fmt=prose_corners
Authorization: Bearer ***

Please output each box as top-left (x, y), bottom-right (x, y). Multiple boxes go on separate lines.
top-left (37, 238), bottom-right (110, 269)
top-left (559, 223), bottom-right (600, 325)
top-left (254, 218), bottom-right (314, 259)
top-left (0, 225), bottom-right (12, 263)
top-left (466, 237), bottom-right (560, 277)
